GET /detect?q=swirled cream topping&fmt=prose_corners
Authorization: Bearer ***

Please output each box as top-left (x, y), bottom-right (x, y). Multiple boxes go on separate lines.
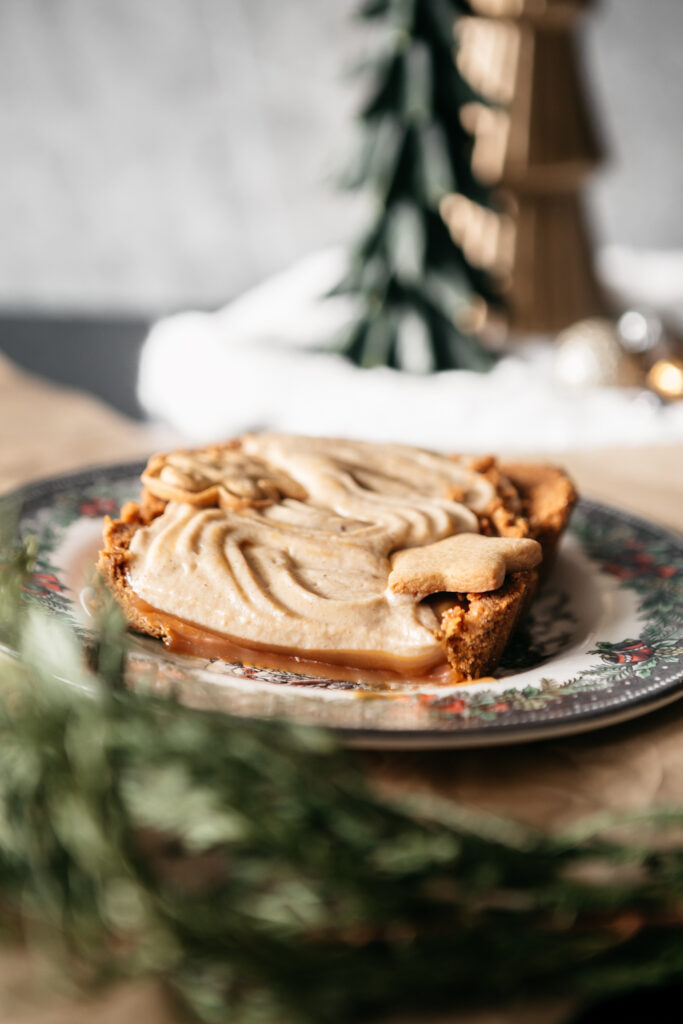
top-left (126, 435), bottom-right (504, 668)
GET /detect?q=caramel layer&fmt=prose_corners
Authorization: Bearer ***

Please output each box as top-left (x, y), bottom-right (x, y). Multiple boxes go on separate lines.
top-left (127, 590), bottom-right (456, 686)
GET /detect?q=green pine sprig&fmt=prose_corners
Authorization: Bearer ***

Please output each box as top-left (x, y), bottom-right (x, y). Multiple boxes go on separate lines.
top-left (336, 0), bottom-right (501, 372)
top-left (1, 541), bottom-right (683, 1023)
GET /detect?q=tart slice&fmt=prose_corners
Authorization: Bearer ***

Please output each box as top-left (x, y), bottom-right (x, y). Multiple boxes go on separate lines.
top-left (98, 434), bottom-right (576, 683)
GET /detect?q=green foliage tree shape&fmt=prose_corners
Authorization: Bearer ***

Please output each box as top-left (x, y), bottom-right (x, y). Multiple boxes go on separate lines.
top-left (336, 0), bottom-right (500, 372)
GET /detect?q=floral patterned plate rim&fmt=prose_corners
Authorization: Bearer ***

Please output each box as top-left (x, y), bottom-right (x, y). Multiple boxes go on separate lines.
top-left (1, 460), bottom-right (682, 750)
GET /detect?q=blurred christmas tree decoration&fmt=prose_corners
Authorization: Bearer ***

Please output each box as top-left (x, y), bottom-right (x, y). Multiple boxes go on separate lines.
top-left (446, 0), bottom-right (607, 335)
top-left (336, 0), bottom-right (501, 372)
top-left (337, 0), bottom-right (611, 372)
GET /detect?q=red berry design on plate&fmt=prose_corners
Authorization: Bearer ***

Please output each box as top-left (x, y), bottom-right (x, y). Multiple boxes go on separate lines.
top-left (79, 497), bottom-right (117, 517)
top-left (30, 572), bottom-right (64, 594)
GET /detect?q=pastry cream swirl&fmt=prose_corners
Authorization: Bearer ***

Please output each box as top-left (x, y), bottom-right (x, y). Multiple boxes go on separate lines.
top-left (127, 435), bottom-right (497, 666)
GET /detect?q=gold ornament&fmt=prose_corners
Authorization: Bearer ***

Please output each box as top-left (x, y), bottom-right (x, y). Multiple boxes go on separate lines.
top-left (554, 317), bottom-right (644, 388)
top-left (647, 358), bottom-right (683, 401)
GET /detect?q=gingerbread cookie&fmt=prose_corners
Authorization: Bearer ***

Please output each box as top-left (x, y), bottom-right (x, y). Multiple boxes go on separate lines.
top-left (388, 533), bottom-right (542, 598)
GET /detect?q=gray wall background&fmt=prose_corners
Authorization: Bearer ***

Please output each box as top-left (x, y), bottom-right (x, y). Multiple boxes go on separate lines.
top-left (0, 0), bottom-right (681, 316)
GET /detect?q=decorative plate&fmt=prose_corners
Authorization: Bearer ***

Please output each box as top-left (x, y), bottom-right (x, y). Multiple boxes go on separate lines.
top-left (1, 461), bottom-right (682, 749)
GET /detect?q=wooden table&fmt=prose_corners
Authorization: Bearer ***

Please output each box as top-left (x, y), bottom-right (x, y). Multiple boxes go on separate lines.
top-left (1, 351), bottom-right (682, 1024)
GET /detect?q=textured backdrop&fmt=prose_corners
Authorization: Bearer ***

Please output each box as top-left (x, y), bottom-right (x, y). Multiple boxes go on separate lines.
top-left (0, 0), bottom-right (681, 314)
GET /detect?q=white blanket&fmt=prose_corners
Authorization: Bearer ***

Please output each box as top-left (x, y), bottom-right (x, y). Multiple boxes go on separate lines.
top-left (138, 247), bottom-right (683, 452)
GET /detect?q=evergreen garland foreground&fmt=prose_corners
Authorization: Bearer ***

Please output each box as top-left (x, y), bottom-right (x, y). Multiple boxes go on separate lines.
top-left (1, 544), bottom-right (683, 1023)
